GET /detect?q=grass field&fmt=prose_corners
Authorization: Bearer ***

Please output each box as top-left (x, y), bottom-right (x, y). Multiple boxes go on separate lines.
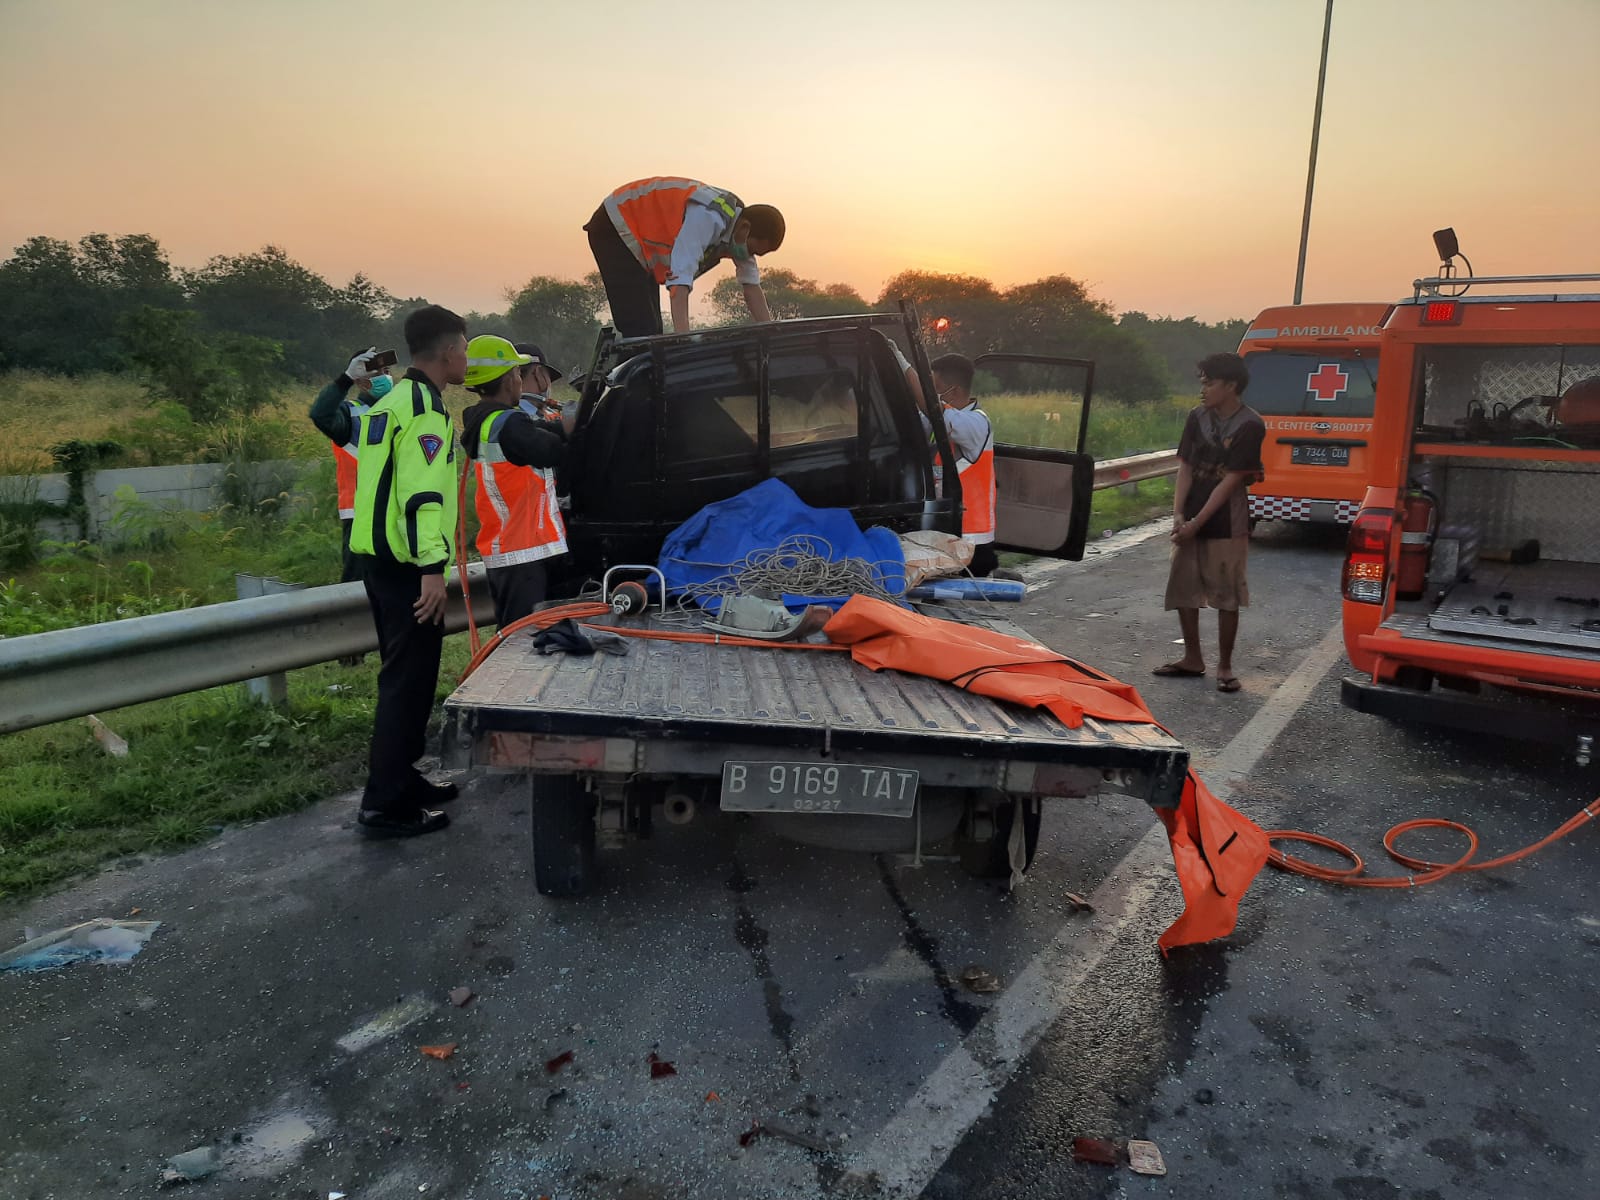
top-left (0, 373), bottom-right (1186, 903)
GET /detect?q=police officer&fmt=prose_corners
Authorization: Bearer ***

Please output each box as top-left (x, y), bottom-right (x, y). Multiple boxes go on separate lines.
top-left (460, 335), bottom-right (568, 627)
top-left (344, 305), bottom-right (468, 838)
top-left (309, 350), bottom-right (392, 582)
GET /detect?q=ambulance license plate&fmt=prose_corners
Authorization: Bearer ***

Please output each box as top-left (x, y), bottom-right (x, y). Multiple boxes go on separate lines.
top-left (1291, 444), bottom-right (1350, 467)
top-left (720, 761), bottom-right (918, 818)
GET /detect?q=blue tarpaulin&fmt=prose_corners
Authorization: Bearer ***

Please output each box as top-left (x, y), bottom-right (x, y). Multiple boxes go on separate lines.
top-left (657, 479), bottom-right (907, 613)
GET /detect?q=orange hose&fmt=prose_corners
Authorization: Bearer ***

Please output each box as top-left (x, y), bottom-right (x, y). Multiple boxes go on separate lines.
top-left (1267, 800), bottom-right (1599, 888)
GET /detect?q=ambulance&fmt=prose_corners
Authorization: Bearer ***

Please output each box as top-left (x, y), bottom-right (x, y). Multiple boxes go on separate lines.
top-left (1340, 267), bottom-right (1600, 762)
top-left (1236, 302), bottom-right (1391, 525)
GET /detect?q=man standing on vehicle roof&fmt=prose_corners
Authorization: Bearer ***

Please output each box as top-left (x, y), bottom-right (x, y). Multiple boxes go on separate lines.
top-left (343, 305), bottom-right (469, 838)
top-left (929, 353), bottom-right (1000, 578)
top-left (585, 177), bottom-right (785, 337)
top-left (1154, 352), bottom-right (1265, 694)
top-left (460, 335), bottom-right (568, 628)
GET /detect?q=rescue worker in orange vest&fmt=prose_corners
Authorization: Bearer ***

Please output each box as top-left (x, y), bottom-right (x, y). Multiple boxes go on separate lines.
top-left (459, 335), bottom-right (569, 627)
top-left (309, 348), bottom-right (394, 582)
top-left (584, 177), bottom-right (785, 337)
top-left (929, 353), bottom-right (998, 577)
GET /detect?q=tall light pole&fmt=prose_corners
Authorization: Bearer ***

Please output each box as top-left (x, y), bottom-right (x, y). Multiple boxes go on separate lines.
top-left (1293, 0), bottom-right (1335, 305)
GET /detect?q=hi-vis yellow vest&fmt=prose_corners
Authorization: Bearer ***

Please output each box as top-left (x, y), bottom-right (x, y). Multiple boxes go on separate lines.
top-left (349, 376), bottom-right (458, 570)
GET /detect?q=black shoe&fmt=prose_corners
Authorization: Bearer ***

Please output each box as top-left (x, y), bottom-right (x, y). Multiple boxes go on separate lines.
top-left (408, 775), bottom-right (460, 804)
top-left (358, 807), bottom-right (450, 839)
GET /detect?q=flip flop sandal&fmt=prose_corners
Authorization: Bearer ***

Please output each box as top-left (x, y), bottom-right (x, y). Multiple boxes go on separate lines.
top-left (1216, 676), bottom-right (1242, 693)
top-left (1152, 662), bottom-right (1206, 678)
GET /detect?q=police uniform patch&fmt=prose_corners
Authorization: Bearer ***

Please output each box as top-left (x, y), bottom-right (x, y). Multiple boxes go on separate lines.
top-left (418, 433), bottom-right (444, 464)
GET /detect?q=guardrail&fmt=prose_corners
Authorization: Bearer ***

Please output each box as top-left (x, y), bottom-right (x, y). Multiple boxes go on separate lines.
top-left (0, 566), bottom-right (494, 736)
top-left (1093, 449), bottom-right (1180, 489)
top-left (0, 453), bottom-right (1181, 737)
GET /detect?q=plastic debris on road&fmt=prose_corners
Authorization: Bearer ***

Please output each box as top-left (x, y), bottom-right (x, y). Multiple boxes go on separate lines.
top-left (162, 1144), bottom-right (221, 1184)
top-left (545, 1050), bottom-right (574, 1074)
top-left (419, 1043), bottom-right (457, 1061)
top-left (646, 1051), bottom-right (677, 1078)
top-left (1127, 1139), bottom-right (1167, 1176)
top-left (448, 986), bottom-right (474, 1007)
top-left (1071, 1136), bottom-right (1121, 1165)
top-left (0, 918), bottom-right (161, 974)
top-left (959, 965), bottom-right (1001, 994)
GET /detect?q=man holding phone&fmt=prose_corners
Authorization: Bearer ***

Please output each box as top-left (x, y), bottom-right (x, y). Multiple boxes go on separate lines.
top-left (335, 306), bottom-right (470, 838)
top-left (310, 346), bottom-right (397, 584)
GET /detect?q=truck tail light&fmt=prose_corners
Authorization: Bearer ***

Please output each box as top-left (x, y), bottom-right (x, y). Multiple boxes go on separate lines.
top-left (1421, 299), bottom-right (1462, 324)
top-left (1342, 507), bottom-right (1394, 604)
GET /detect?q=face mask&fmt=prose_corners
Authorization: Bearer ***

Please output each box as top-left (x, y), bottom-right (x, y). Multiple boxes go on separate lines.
top-left (728, 242), bottom-right (752, 263)
top-left (368, 374), bottom-right (394, 400)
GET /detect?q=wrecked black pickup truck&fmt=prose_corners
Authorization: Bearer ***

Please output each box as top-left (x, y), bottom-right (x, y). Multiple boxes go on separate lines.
top-left (441, 311), bottom-right (1188, 895)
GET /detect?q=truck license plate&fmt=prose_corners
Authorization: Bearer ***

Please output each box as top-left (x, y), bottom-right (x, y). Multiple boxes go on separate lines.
top-left (1290, 443), bottom-right (1350, 467)
top-left (720, 761), bottom-right (919, 817)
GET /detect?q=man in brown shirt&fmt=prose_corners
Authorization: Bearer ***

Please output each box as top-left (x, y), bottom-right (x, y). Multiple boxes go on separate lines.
top-left (1153, 352), bottom-right (1265, 693)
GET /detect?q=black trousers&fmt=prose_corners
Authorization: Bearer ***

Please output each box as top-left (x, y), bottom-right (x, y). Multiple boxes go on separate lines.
top-left (360, 557), bottom-right (445, 813)
top-left (487, 560), bottom-right (548, 630)
top-left (969, 542), bottom-right (999, 578)
top-left (585, 204), bottom-right (664, 337)
top-left (339, 518), bottom-right (364, 583)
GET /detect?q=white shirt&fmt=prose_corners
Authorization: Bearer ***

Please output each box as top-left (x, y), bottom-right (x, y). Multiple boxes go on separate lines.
top-left (941, 402), bottom-right (993, 466)
top-left (666, 201), bottom-right (761, 291)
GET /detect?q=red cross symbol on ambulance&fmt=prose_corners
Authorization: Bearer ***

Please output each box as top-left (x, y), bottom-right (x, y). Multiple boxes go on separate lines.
top-left (1306, 362), bottom-right (1349, 402)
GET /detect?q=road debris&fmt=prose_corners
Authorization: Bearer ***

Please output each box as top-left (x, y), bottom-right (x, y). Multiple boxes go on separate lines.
top-left (959, 965), bottom-right (1002, 994)
top-left (162, 1144), bottom-right (221, 1184)
top-left (647, 1051), bottom-right (677, 1078)
top-left (86, 713), bottom-right (129, 757)
top-left (1127, 1139), bottom-right (1167, 1176)
top-left (738, 1119), bottom-right (764, 1148)
top-left (336, 995), bottom-right (435, 1054)
top-left (762, 1118), bottom-right (832, 1153)
top-left (419, 1043), bottom-right (458, 1061)
top-left (1071, 1136), bottom-right (1121, 1165)
top-left (1064, 891), bottom-right (1095, 913)
top-left (545, 1050), bottom-right (575, 1074)
top-left (448, 987), bottom-right (474, 1007)
top-left (705, 1091), bottom-right (722, 1103)
top-left (0, 918), bottom-right (161, 974)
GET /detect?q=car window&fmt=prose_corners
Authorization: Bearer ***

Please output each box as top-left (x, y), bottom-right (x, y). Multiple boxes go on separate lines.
top-left (1239, 350), bottom-right (1378, 418)
top-left (661, 347), bottom-right (759, 477)
top-left (767, 346), bottom-right (861, 449)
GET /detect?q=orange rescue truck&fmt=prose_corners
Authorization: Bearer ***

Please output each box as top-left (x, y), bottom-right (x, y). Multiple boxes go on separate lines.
top-left (1340, 266), bottom-right (1600, 763)
top-left (1236, 302), bottom-right (1390, 525)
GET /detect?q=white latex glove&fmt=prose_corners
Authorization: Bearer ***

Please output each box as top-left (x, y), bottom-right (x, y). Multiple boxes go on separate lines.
top-left (346, 347), bottom-right (379, 381)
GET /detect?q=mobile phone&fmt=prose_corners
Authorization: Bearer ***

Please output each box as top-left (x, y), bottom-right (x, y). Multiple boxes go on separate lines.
top-left (367, 349), bottom-right (398, 371)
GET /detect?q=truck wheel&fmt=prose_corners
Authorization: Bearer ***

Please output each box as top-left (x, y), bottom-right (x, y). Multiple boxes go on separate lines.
top-left (960, 796), bottom-right (1042, 879)
top-left (530, 773), bottom-right (596, 897)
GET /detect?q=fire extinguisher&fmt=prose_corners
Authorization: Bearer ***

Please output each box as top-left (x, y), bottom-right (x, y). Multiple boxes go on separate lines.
top-left (1396, 487), bottom-right (1438, 600)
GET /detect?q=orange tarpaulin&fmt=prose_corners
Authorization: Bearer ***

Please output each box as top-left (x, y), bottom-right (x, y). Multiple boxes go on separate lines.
top-left (823, 596), bottom-right (1270, 953)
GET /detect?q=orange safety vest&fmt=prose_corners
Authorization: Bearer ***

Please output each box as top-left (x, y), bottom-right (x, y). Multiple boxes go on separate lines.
top-left (469, 410), bottom-right (567, 568)
top-left (330, 396), bottom-right (367, 518)
top-left (602, 177), bottom-right (742, 285)
top-left (954, 405), bottom-right (996, 544)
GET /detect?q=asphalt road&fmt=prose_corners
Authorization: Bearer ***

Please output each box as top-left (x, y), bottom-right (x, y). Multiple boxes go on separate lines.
top-left (3, 521), bottom-right (1597, 1199)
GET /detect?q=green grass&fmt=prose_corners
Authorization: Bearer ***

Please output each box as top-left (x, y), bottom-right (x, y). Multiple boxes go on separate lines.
top-left (984, 390), bottom-right (1190, 458)
top-left (0, 636), bottom-right (472, 902)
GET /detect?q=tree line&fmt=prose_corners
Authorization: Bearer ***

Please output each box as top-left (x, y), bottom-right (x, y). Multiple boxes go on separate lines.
top-left (0, 233), bottom-right (1245, 418)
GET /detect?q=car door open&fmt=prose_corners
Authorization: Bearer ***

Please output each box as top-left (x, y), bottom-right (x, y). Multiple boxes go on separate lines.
top-left (971, 353), bottom-right (1096, 561)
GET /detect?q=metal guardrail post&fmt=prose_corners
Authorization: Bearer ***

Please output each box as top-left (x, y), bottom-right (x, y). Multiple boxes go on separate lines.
top-left (235, 574), bottom-right (305, 705)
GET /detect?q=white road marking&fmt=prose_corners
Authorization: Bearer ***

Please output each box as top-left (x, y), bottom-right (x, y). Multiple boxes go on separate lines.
top-left (840, 620), bottom-right (1348, 1196)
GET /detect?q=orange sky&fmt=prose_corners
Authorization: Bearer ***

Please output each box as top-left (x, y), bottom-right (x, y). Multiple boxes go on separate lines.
top-left (2, 0), bottom-right (1596, 322)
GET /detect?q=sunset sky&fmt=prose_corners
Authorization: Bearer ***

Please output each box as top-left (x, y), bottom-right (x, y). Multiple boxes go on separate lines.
top-left (2, 0), bottom-right (1596, 323)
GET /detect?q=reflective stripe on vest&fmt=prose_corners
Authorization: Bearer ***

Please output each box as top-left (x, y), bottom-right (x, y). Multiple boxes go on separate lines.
top-left (955, 408), bottom-right (996, 544)
top-left (331, 399), bottom-right (368, 519)
top-left (602, 177), bottom-right (742, 285)
top-left (470, 411), bottom-right (567, 568)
